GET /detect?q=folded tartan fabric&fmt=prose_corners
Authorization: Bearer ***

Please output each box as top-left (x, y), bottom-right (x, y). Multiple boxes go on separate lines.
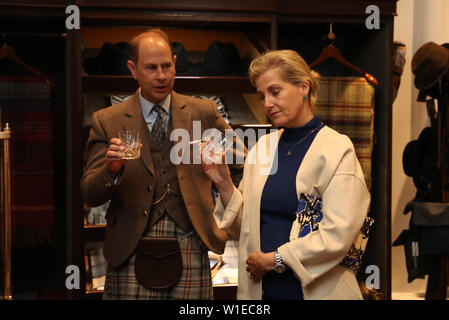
top-left (190, 94), bottom-right (229, 123)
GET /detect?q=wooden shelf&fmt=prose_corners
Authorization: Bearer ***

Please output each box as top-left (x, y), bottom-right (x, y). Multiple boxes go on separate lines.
top-left (213, 283), bottom-right (238, 300)
top-left (82, 75), bottom-right (256, 94)
top-left (84, 224), bottom-right (106, 242)
top-left (84, 223), bottom-right (106, 228)
top-left (85, 290), bottom-right (104, 300)
top-left (83, 284), bottom-right (237, 300)
top-left (175, 76), bottom-right (256, 93)
top-left (78, 0), bottom-right (278, 13)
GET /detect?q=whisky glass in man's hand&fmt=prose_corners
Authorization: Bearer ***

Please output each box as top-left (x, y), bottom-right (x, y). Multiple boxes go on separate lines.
top-left (118, 131), bottom-right (141, 159)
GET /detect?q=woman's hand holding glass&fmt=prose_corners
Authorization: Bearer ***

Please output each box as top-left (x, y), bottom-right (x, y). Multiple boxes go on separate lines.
top-left (199, 134), bottom-right (235, 207)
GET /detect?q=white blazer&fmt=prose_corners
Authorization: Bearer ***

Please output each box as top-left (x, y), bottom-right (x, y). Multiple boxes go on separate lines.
top-left (213, 125), bottom-right (371, 300)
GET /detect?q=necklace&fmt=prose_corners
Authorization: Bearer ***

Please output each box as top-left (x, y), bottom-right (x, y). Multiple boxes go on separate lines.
top-left (283, 122), bottom-right (324, 157)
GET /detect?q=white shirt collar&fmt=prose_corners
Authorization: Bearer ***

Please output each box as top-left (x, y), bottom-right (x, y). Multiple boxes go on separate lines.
top-left (139, 88), bottom-right (171, 118)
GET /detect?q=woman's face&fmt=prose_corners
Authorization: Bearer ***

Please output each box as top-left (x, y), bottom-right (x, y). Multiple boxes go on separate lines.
top-left (255, 67), bottom-right (312, 128)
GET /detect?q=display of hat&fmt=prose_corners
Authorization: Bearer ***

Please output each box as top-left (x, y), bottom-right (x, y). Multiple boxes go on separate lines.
top-left (171, 42), bottom-right (203, 76)
top-left (412, 42), bottom-right (449, 90)
top-left (200, 41), bottom-right (247, 76)
top-left (172, 42), bottom-right (192, 75)
top-left (402, 127), bottom-right (434, 190)
top-left (85, 42), bottom-right (132, 75)
top-left (402, 139), bottom-right (418, 178)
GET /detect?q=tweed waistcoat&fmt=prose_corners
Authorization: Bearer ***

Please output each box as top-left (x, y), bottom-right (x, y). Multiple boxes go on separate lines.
top-left (145, 119), bottom-right (193, 232)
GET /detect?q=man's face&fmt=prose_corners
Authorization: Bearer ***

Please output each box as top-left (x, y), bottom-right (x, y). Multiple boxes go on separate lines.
top-left (127, 35), bottom-right (177, 103)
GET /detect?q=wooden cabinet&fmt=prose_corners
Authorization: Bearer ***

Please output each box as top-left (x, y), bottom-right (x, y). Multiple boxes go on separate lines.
top-left (65, 0), bottom-right (398, 300)
top-left (0, 0), bottom-right (397, 300)
top-left (78, 0), bottom-right (278, 12)
top-left (68, 4), bottom-right (277, 300)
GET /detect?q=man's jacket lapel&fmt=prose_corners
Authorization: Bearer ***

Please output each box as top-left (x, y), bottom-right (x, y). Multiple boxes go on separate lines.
top-left (123, 91), bottom-right (155, 177)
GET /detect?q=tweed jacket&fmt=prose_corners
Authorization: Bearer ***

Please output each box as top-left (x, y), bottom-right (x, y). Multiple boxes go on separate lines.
top-left (81, 90), bottom-right (244, 268)
top-left (213, 125), bottom-right (370, 300)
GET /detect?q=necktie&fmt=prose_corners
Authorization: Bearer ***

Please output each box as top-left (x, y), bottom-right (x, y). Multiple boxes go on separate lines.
top-left (151, 104), bottom-right (167, 148)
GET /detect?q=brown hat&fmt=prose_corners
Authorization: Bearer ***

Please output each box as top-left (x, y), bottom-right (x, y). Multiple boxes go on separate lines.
top-left (412, 42), bottom-right (449, 90)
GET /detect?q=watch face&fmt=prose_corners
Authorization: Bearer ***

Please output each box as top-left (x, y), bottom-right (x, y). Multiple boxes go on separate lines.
top-left (274, 263), bottom-right (286, 273)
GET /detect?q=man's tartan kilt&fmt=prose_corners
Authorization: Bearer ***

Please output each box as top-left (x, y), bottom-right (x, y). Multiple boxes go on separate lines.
top-left (103, 214), bottom-right (212, 300)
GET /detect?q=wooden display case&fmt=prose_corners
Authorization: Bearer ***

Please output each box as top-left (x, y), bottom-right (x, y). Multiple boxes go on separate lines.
top-left (64, 0), bottom-right (397, 300)
top-left (71, 8), bottom-right (275, 300)
top-left (0, 0), bottom-right (397, 300)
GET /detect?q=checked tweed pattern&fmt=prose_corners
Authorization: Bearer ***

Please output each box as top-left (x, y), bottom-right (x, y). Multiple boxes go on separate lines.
top-left (151, 104), bottom-right (167, 147)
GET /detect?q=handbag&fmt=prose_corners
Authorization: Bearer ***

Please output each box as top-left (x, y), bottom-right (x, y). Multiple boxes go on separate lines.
top-left (134, 236), bottom-right (183, 290)
top-left (392, 227), bottom-right (426, 282)
top-left (393, 202), bottom-right (449, 284)
top-left (410, 202), bottom-right (449, 255)
top-left (290, 193), bottom-right (374, 273)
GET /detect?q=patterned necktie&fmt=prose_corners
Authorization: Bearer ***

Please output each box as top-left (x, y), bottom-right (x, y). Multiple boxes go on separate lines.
top-left (151, 104), bottom-right (167, 148)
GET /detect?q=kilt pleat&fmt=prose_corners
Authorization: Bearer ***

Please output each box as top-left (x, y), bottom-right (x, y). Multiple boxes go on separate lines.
top-left (103, 214), bottom-right (212, 300)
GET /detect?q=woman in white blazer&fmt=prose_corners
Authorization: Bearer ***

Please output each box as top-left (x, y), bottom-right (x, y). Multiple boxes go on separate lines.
top-left (202, 50), bottom-right (370, 300)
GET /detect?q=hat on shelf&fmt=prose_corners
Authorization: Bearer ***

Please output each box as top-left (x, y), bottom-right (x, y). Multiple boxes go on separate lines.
top-left (171, 41), bottom-right (203, 76)
top-left (200, 41), bottom-right (247, 76)
top-left (85, 42), bottom-right (132, 75)
top-left (402, 127), bottom-right (434, 191)
top-left (402, 140), bottom-right (419, 178)
top-left (412, 41), bottom-right (449, 91)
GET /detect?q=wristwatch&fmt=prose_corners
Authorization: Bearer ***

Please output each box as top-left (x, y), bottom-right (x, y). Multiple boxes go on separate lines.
top-left (273, 250), bottom-right (286, 273)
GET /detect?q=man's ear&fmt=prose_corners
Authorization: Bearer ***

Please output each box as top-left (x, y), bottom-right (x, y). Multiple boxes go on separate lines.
top-left (127, 60), bottom-right (137, 79)
top-left (173, 55), bottom-right (177, 74)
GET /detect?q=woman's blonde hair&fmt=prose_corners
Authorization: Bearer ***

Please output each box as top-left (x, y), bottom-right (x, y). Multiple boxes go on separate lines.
top-left (248, 49), bottom-right (320, 107)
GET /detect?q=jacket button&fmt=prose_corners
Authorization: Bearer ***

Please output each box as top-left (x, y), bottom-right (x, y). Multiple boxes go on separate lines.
top-left (105, 182), bottom-right (112, 188)
top-left (143, 209), bottom-right (149, 217)
top-left (147, 185), bottom-right (152, 192)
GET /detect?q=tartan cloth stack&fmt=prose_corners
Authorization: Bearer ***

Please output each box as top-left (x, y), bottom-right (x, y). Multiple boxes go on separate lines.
top-left (0, 77), bottom-right (55, 247)
top-left (315, 77), bottom-right (375, 191)
top-left (191, 95), bottom-right (229, 123)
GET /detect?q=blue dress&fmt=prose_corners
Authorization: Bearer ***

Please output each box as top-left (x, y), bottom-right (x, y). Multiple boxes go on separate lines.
top-left (260, 115), bottom-right (323, 300)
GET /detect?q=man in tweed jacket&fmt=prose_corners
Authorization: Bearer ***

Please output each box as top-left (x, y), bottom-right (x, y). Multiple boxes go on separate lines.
top-left (81, 29), bottom-right (244, 299)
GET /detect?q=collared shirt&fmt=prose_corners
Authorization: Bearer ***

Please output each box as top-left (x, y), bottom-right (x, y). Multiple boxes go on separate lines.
top-left (139, 89), bottom-right (171, 132)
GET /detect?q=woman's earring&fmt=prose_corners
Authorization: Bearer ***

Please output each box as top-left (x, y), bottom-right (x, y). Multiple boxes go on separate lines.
top-left (303, 95), bottom-right (309, 101)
